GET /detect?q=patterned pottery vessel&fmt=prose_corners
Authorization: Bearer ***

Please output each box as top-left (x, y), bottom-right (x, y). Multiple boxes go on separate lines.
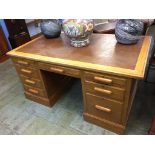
top-left (115, 19), bottom-right (144, 44)
top-left (40, 19), bottom-right (61, 39)
top-left (62, 19), bottom-right (94, 47)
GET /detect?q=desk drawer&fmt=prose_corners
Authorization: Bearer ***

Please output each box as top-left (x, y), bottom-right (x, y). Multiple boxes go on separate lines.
top-left (84, 71), bottom-right (126, 88)
top-left (12, 57), bottom-right (35, 68)
top-left (85, 93), bottom-right (123, 123)
top-left (38, 62), bottom-right (80, 78)
top-left (15, 66), bottom-right (40, 79)
top-left (20, 75), bottom-right (43, 89)
top-left (84, 81), bottom-right (125, 102)
top-left (24, 84), bottom-right (47, 97)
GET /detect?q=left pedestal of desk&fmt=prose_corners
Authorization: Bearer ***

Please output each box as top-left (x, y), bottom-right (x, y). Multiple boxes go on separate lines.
top-left (11, 57), bottom-right (72, 107)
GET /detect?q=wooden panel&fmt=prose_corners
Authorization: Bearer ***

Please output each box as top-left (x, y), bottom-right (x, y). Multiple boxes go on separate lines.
top-left (25, 91), bottom-right (51, 107)
top-left (38, 62), bottom-right (81, 78)
top-left (15, 65), bottom-right (39, 79)
top-left (4, 19), bottom-right (30, 36)
top-left (48, 77), bottom-right (75, 106)
top-left (24, 84), bottom-right (47, 97)
top-left (9, 32), bottom-right (31, 49)
top-left (84, 71), bottom-right (126, 88)
top-left (4, 20), bottom-right (31, 49)
top-left (84, 81), bottom-right (125, 102)
top-left (85, 93), bottom-right (123, 123)
top-left (12, 57), bottom-right (35, 68)
top-left (8, 35), bottom-right (152, 79)
top-left (84, 113), bottom-right (125, 134)
top-left (20, 75), bottom-right (43, 89)
top-left (14, 34), bottom-right (144, 70)
top-left (126, 80), bottom-right (138, 120)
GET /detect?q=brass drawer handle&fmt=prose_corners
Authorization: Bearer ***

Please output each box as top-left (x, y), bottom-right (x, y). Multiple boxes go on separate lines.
top-left (25, 79), bottom-right (36, 85)
top-left (28, 88), bottom-right (39, 94)
top-left (50, 67), bottom-right (64, 73)
top-left (17, 60), bottom-right (29, 65)
top-left (94, 76), bottom-right (112, 84)
top-left (94, 87), bottom-right (112, 95)
top-left (21, 69), bottom-right (32, 74)
top-left (95, 105), bottom-right (111, 113)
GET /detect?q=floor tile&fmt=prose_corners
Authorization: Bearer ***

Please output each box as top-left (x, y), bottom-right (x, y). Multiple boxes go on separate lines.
top-left (70, 113), bottom-right (108, 135)
top-left (0, 104), bottom-right (36, 134)
top-left (23, 117), bottom-right (63, 135)
top-left (0, 122), bottom-right (17, 135)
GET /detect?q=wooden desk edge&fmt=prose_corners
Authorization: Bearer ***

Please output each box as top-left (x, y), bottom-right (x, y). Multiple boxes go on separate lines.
top-left (7, 35), bottom-right (152, 79)
top-left (135, 36), bottom-right (152, 78)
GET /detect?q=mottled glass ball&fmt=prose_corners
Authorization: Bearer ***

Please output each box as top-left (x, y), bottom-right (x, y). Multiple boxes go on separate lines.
top-left (62, 19), bottom-right (94, 47)
top-left (115, 19), bottom-right (144, 44)
top-left (40, 19), bottom-right (61, 39)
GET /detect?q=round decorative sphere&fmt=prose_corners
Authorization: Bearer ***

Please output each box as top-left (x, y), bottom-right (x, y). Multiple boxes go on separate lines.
top-left (40, 19), bottom-right (61, 39)
top-left (62, 19), bottom-right (94, 47)
top-left (115, 19), bottom-right (144, 44)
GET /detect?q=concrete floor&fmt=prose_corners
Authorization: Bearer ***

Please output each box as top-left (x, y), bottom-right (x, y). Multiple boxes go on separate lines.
top-left (0, 59), bottom-right (155, 135)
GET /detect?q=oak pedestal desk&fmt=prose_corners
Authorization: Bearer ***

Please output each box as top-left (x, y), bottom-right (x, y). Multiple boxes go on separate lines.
top-left (8, 34), bottom-right (152, 134)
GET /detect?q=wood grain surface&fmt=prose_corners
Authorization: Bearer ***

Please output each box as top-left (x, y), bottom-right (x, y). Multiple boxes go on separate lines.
top-left (8, 34), bottom-right (152, 78)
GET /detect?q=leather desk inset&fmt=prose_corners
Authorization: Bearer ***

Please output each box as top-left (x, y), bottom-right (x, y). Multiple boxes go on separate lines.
top-left (8, 34), bottom-right (152, 134)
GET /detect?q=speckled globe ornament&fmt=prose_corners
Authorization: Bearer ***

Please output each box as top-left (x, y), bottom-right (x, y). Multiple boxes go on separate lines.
top-left (40, 19), bottom-right (61, 39)
top-left (62, 19), bottom-right (94, 47)
top-left (115, 19), bottom-right (144, 44)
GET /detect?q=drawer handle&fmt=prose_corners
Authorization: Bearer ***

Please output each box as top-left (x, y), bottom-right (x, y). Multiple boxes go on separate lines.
top-left (21, 69), bottom-right (32, 74)
top-left (17, 60), bottom-right (29, 65)
top-left (94, 76), bottom-right (112, 84)
top-left (28, 88), bottom-right (39, 94)
top-left (50, 67), bottom-right (64, 73)
top-left (95, 105), bottom-right (111, 113)
top-left (94, 87), bottom-right (112, 95)
top-left (25, 79), bottom-right (36, 85)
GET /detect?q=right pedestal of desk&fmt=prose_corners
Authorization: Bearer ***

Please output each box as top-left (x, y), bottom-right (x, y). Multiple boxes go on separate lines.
top-left (82, 71), bottom-right (138, 134)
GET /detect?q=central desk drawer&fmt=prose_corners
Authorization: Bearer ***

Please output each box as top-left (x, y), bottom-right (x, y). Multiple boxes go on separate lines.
top-left (85, 93), bottom-right (123, 123)
top-left (20, 75), bottom-right (43, 89)
top-left (38, 62), bottom-right (80, 78)
top-left (24, 84), bottom-right (47, 97)
top-left (84, 81), bottom-right (125, 102)
top-left (15, 66), bottom-right (40, 79)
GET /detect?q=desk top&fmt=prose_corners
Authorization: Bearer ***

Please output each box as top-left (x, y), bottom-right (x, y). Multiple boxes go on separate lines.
top-left (8, 34), bottom-right (152, 79)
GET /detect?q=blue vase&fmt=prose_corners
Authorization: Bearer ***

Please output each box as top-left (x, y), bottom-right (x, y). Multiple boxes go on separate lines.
top-left (40, 19), bottom-right (61, 39)
top-left (115, 19), bottom-right (144, 44)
